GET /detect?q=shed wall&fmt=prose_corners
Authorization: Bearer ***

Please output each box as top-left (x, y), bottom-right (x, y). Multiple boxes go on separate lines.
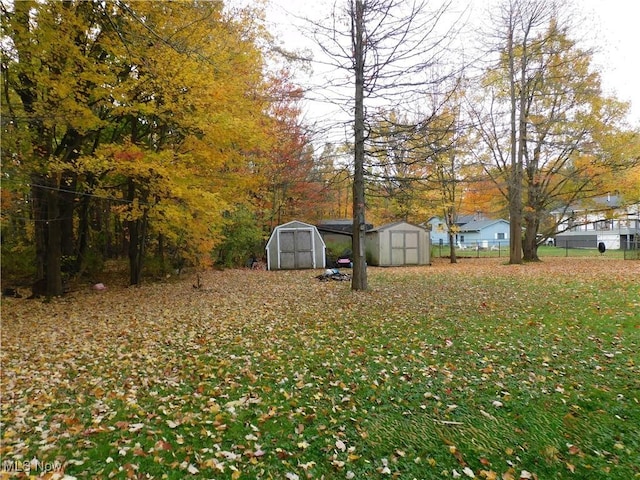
top-left (367, 223), bottom-right (430, 266)
top-left (266, 221), bottom-right (326, 270)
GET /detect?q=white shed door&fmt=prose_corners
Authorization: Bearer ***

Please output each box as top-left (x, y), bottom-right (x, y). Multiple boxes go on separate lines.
top-left (391, 231), bottom-right (419, 265)
top-left (279, 229), bottom-right (314, 269)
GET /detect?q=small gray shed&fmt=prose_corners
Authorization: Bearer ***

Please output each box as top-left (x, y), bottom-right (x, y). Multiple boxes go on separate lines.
top-left (266, 220), bottom-right (326, 270)
top-left (366, 221), bottom-right (430, 266)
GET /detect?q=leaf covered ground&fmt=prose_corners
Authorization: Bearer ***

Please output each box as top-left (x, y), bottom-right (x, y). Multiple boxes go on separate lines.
top-left (1, 258), bottom-right (639, 479)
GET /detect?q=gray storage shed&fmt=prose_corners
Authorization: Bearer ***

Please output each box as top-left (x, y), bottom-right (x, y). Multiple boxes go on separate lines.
top-left (266, 220), bottom-right (326, 270)
top-left (366, 221), bottom-right (430, 266)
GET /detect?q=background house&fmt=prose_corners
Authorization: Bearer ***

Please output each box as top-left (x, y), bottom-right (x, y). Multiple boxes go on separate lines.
top-left (366, 221), bottom-right (430, 266)
top-left (457, 219), bottom-right (510, 249)
top-left (427, 215), bottom-right (509, 249)
top-left (426, 217), bottom-right (449, 246)
top-left (266, 220), bottom-right (326, 270)
top-left (552, 195), bottom-right (639, 249)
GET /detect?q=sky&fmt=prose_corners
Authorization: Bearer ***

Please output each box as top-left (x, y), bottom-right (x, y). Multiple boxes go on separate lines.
top-left (579, 0), bottom-right (640, 124)
top-left (259, 0), bottom-right (640, 135)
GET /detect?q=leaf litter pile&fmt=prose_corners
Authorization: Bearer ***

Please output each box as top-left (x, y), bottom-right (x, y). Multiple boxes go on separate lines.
top-left (2, 258), bottom-right (639, 479)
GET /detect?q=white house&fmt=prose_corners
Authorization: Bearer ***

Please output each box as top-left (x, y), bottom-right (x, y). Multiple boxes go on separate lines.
top-left (552, 195), bottom-right (639, 250)
top-left (426, 216), bottom-right (449, 246)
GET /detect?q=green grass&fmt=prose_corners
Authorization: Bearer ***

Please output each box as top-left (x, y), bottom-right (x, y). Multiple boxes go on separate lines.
top-left (432, 245), bottom-right (630, 259)
top-left (537, 245), bottom-right (627, 259)
top-left (1, 259), bottom-right (639, 479)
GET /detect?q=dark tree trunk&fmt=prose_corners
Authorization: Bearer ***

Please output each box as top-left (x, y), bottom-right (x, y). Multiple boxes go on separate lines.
top-left (157, 233), bottom-right (165, 271)
top-left (31, 174), bottom-right (47, 281)
top-left (351, 0), bottom-right (367, 291)
top-left (45, 185), bottom-right (63, 296)
top-left (76, 188), bottom-right (92, 273)
top-left (448, 231), bottom-right (457, 264)
top-left (60, 174), bottom-right (76, 257)
top-left (31, 174), bottom-right (63, 296)
top-left (523, 215), bottom-right (540, 261)
top-left (126, 180), bottom-right (148, 286)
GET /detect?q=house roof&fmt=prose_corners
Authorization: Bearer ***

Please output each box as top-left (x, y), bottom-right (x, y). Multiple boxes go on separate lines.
top-left (551, 194), bottom-right (626, 214)
top-left (455, 214), bottom-right (477, 225)
top-left (459, 219), bottom-right (509, 232)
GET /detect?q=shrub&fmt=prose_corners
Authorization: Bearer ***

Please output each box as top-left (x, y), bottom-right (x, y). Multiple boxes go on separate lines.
top-left (214, 207), bottom-right (264, 268)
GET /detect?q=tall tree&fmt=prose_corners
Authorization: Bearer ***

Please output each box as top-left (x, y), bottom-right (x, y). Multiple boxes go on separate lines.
top-left (308, 0), bottom-right (458, 290)
top-left (2, 0), bottom-right (119, 294)
top-left (473, 0), bottom-right (553, 264)
top-left (422, 97), bottom-right (476, 263)
top-left (475, 0), bottom-right (639, 262)
top-left (367, 112), bottom-right (435, 225)
top-left (255, 72), bottom-right (328, 230)
top-left (2, 0), bottom-right (279, 288)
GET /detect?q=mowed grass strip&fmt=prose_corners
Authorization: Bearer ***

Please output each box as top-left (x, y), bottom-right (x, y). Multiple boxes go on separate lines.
top-left (1, 258), bottom-right (639, 479)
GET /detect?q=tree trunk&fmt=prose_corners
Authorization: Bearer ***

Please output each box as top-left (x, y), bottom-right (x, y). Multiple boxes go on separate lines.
top-left (31, 175), bottom-right (64, 296)
top-left (31, 174), bottom-right (47, 282)
top-left (60, 174), bottom-right (76, 257)
top-left (157, 233), bottom-right (165, 271)
top-left (75, 188), bottom-right (91, 273)
top-left (507, 21), bottom-right (523, 265)
top-left (127, 181), bottom-right (148, 287)
top-left (523, 212), bottom-right (540, 261)
top-left (351, 0), bottom-right (367, 291)
top-left (128, 215), bottom-right (148, 286)
top-left (46, 186), bottom-right (63, 296)
top-left (448, 231), bottom-right (457, 264)
top-left (508, 190), bottom-right (523, 264)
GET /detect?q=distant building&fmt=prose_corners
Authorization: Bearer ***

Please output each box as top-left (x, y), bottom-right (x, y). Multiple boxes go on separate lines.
top-left (265, 220), bottom-right (326, 270)
top-left (551, 194), bottom-right (639, 249)
top-left (427, 214), bottom-right (509, 249)
top-left (366, 221), bottom-right (431, 266)
top-left (457, 219), bottom-right (510, 249)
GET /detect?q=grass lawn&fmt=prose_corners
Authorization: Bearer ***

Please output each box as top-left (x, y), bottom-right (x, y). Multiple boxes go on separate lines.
top-left (432, 245), bottom-right (628, 260)
top-left (1, 258), bottom-right (639, 479)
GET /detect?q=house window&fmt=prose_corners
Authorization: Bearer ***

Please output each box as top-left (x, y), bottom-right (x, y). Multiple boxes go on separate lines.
top-left (459, 235), bottom-right (465, 243)
top-left (496, 232), bottom-right (505, 240)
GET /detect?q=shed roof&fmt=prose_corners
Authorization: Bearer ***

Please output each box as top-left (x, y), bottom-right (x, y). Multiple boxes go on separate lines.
top-left (368, 221), bottom-right (427, 232)
top-left (265, 220), bottom-right (324, 248)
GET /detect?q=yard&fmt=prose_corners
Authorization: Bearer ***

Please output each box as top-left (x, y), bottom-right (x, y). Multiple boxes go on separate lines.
top-left (1, 258), bottom-right (639, 479)
top-left (431, 245), bottom-right (631, 260)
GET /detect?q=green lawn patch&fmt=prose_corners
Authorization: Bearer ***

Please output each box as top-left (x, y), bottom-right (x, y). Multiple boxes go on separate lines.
top-left (1, 258), bottom-right (639, 479)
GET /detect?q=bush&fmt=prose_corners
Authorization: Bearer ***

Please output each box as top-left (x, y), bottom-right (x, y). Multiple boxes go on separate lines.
top-left (0, 243), bottom-right (36, 284)
top-left (214, 207), bottom-right (264, 268)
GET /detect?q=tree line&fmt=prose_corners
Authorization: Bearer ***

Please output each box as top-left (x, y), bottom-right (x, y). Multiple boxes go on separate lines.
top-left (2, 0), bottom-right (639, 295)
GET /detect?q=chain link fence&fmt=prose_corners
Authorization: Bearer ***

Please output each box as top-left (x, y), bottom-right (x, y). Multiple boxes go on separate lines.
top-left (431, 238), bottom-right (639, 259)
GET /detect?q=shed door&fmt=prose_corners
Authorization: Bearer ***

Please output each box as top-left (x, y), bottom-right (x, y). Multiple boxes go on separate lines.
top-left (279, 229), bottom-right (313, 269)
top-left (390, 231), bottom-right (419, 265)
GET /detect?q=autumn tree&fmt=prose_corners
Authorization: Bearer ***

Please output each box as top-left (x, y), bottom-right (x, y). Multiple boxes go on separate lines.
top-left (307, 0), bottom-right (459, 290)
top-left (366, 112), bottom-right (435, 225)
top-left (2, 0), bottom-right (280, 288)
top-left (2, 0), bottom-right (122, 294)
top-left (253, 72), bottom-right (331, 231)
top-left (421, 94), bottom-right (477, 263)
top-left (473, 0), bottom-right (639, 262)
